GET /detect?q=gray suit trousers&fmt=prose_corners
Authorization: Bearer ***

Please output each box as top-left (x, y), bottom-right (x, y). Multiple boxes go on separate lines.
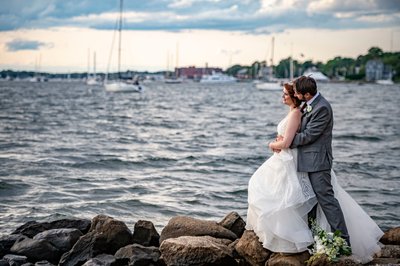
top-left (308, 170), bottom-right (350, 245)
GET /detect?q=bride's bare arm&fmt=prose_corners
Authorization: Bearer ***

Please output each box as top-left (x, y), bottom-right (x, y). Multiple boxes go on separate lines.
top-left (269, 109), bottom-right (301, 150)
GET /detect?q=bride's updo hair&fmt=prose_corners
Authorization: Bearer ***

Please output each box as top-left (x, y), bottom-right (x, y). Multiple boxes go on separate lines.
top-left (284, 82), bottom-right (301, 108)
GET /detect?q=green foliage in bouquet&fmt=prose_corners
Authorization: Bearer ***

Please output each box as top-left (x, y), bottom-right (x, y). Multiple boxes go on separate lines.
top-left (307, 219), bottom-right (352, 263)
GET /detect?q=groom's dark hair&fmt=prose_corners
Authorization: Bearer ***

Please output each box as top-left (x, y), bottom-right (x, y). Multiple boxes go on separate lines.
top-left (294, 76), bottom-right (317, 96)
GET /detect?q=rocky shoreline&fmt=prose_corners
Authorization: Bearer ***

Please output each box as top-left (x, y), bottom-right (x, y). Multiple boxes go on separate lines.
top-left (0, 212), bottom-right (399, 266)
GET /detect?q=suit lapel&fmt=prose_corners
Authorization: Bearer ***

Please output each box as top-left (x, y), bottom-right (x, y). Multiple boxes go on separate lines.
top-left (304, 94), bottom-right (323, 117)
top-left (300, 94), bottom-right (323, 130)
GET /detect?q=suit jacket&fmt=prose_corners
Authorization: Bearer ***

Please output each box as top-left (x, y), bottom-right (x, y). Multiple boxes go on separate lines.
top-left (290, 94), bottom-right (333, 172)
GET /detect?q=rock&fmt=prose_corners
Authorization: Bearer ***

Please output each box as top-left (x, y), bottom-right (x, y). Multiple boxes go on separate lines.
top-left (380, 227), bottom-right (400, 245)
top-left (305, 254), bottom-right (329, 266)
top-left (228, 239), bottom-right (241, 259)
top-left (115, 243), bottom-right (163, 266)
top-left (12, 219), bottom-right (91, 238)
top-left (218, 212), bottom-right (246, 238)
top-left (379, 244), bottom-right (400, 258)
top-left (365, 257), bottom-right (400, 265)
top-left (82, 254), bottom-right (116, 266)
top-left (0, 234), bottom-right (25, 258)
top-left (3, 254), bottom-right (28, 266)
top-left (159, 216), bottom-right (237, 244)
top-left (267, 251), bottom-right (310, 266)
top-left (59, 215), bottom-right (133, 266)
top-left (33, 228), bottom-right (82, 254)
top-left (0, 259), bottom-right (9, 266)
top-left (132, 220), bottom-right (160, 247)
top-left (235, 230), bottom-right (270, 266)
top-left (34, 261), bottom-right (55, 266)
top-left (160, 235), bottom-right (236, 266)
top-left (10, 237), bottom-right (60, 264)
top-left (306, 254), bottom-right (361, 266)
top-left (336, 256), bottom-right (361, 265)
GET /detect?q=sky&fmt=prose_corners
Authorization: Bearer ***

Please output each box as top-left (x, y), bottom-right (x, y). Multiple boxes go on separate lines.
top-left (0, 0), bottom-right (400, 73)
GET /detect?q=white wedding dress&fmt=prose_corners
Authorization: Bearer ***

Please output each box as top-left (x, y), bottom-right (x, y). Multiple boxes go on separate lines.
top-left (246, 116), bottom-right (384, 263)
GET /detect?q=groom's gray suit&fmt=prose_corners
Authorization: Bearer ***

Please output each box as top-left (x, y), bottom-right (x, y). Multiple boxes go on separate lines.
top-left (291, 93), bottom-right (350, 244)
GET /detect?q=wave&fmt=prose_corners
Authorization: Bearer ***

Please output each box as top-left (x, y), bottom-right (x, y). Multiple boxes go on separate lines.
top-left (335, 134), bottom-right (383, 141)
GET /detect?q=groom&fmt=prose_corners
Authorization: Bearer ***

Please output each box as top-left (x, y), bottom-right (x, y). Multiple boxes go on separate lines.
top-left (290, 76), bottom-right (350, 246)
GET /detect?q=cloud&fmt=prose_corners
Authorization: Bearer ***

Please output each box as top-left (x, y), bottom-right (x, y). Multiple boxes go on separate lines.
top-left (6, 39), bottom-right (52, 51)
top-left (307, 0), bottom-right (400, 13)
top-left (168, 0), bottom-right (194, 9)
top-left (0, 0), bottom-right (399, 33)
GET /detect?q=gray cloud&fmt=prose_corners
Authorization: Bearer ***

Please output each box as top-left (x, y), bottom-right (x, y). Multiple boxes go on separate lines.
top-left (6, 39), bottom-right (52, 51)
top-left (0, 0), bottom-right (399, 33)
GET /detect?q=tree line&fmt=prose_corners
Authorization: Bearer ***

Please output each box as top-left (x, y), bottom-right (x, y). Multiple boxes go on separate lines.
top-left (227, 47), bottom-right (400, 82)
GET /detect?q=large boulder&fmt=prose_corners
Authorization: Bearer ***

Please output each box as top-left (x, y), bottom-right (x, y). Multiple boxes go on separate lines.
top-left (10, 237), bottom-right (60, 264)
top-left (235, 230), bottom-right (270, 266)
top-left (380, 227), bottom-right (400, 245)
top-left (218, 212), bottom-right (246, 238)
top-left (12, 219), bottom-right (91, 238)
top-left (159, 216), bottom-right (237, 244)
top-left (59, 215), bottom-right (133, 266)
top-left (33, 228), bottom-right (82, 254)
top-left (115, 243), bottom-right (163, 266)
top-left (132, 220), bottom-right (160, 247)
top-left (0, 234), bottom-right (24, 257)
top-left (160, 235), bottom-right (236, 266)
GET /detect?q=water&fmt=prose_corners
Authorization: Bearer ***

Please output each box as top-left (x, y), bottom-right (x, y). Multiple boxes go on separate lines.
top-left (0, 80), bottom-right (399, 236)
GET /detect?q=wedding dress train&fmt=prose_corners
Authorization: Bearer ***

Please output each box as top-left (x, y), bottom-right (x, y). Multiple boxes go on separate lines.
top-left (246, 116), bottom-right (384, 263)
top-left (316, 170), bottom-right (384, 263)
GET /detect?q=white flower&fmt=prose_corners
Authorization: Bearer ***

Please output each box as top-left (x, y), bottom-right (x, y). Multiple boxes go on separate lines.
top-left (316, 242), bottom-right (325, 252)
top-left (308, 219), bottom-right (352, 262)
top-left (306, 105), bottom-right (313, 112)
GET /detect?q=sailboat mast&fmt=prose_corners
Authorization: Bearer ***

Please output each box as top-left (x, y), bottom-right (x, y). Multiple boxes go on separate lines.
top-left (93, 51), bottom-right (96, 78)
top-left (87, 48), bottom-right (90, 79)
top-left (175, 42), bottom-right (179, 78)
top-left (270, 37), bottom-right (274, 67)
top-left (118, 0), bottom-right (123, 76)
top-left (270, 36), bottom-right (275, 79)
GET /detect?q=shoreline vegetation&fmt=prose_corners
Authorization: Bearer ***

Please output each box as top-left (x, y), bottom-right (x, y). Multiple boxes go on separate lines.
top-left (1, 47), bottom-right (399, 84)
top-left (0, 212), bottom-right (399, 266)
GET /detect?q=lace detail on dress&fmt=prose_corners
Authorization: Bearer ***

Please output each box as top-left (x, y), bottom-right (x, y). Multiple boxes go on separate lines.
top-left (298, 172), bottom-right (315, 199)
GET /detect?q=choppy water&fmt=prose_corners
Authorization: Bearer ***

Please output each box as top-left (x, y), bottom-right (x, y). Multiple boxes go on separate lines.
top-left (0, 80), bottom-right (399, 236)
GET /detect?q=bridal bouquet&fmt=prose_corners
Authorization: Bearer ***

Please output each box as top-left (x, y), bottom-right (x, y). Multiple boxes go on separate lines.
top-left (308, 219), bottom-right (352, 262)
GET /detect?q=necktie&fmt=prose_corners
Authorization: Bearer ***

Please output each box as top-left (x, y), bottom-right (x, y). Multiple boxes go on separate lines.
top-left (300, 103), bottom-right (307, 113)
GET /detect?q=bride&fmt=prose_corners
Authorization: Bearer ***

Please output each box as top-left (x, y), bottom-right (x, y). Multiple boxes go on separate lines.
top-left (246, 82), bottom-right (384, 263)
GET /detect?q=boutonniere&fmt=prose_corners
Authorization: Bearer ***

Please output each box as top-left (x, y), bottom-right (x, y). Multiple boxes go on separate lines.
top-left (306, 105), bottom-right (313, 113)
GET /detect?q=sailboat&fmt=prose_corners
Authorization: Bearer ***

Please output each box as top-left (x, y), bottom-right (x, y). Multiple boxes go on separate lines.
top-left (254, 36), bottom-right (281, 91)
top-left (86, 50), bottom-right (101, 85)
top-left (164, 43), bottom-right (183, 84)
top-left (29, 54), bottom-right (48, 82)
top-left (104, 0), bottom-right (143, 93)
